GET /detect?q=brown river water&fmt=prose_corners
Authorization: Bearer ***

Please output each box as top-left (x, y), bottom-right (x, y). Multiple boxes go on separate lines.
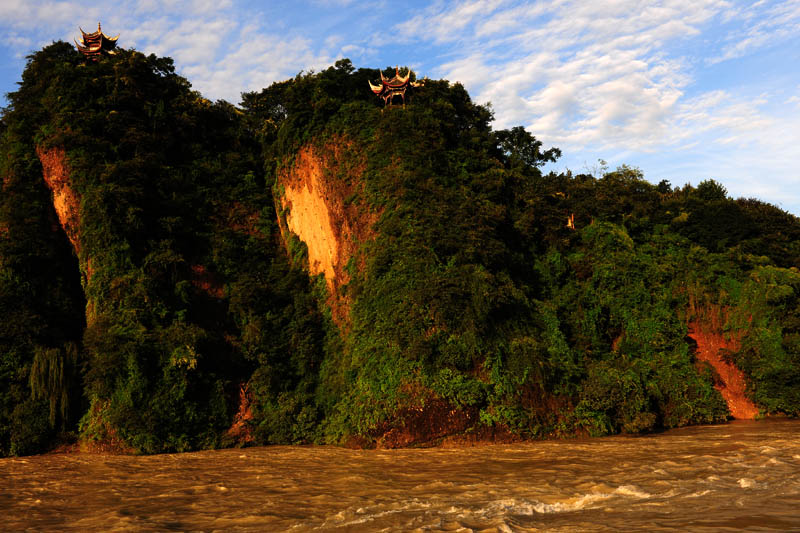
top-left (2, 419), bottom-right (799, 532)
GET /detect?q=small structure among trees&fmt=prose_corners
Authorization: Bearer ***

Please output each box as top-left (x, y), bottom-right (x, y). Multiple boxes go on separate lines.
top-left (369, 67), bottom-right (423, 106)
top-left (75, 23), bottom-right (119, 60)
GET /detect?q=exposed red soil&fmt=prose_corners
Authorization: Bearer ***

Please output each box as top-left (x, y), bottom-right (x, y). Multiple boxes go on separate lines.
top-left (688, 321), bottom-right (759, 419)
top-left (36, 145), bottom-right (82, 256)
top-left (355, 379), bottom-right (524, 449)
top-left (226, 382), bottom-right (255, 445)
top-left (276, 138), bottom-right (378, 325)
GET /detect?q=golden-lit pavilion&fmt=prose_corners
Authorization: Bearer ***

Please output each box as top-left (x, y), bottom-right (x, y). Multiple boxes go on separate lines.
top-left (75, 23), bottom-right (119, 60)
top-left (369, 67), bottom-right (424, 106)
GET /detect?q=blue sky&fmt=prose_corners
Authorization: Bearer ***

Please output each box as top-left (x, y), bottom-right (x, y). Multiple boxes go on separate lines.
top-left (2, 1), bottom-right (799, 215)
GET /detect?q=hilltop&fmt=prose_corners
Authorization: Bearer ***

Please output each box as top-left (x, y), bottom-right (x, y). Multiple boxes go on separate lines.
top-left (1, 43), bottom-right (799, 456)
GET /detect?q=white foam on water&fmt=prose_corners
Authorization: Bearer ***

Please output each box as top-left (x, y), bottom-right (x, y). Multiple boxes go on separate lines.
top-left (660, 488), bottom-right (681, 499)
top-left (319, 498), bottom-right (435, 529)
top-left (410, 480), bottom-right (456, 491)
top-left (614, 485), bottom-right (651, 498)
top-left (483, 491), bottom-right (614, 516)
top-left (737, 478), bottom-right (756, 488)
top-left (335, 508), bottom-right (404, 527)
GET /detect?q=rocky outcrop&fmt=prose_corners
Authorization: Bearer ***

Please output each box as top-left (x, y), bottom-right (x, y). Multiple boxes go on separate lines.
top-left (36, 146), bottom-right (81, 256)
top-left (226, 382), bottom-right (254, 445)
top-left (276, 138), bottom-right (377, 324)
top-left (35, 145), bottom-right (97, 326)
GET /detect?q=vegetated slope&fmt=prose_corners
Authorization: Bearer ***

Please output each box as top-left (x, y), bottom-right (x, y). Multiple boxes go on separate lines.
top-left (1, 47), bottom-right (798, 456)
top-left (0, 42), bottom-right (325, 455)
top-left (248, 62), bottom-right (800, 445)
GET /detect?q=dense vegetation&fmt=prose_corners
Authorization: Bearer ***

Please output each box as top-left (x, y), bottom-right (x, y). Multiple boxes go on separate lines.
top-left (1, 44), bottom-right (798, 455)
top-left (0, 43), bottom-right (324, 454)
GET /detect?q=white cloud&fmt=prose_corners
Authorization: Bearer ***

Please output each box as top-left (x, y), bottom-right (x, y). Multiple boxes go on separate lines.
top-left (396, 0), bottom-right (511, 44)
top-left (160, 18), bottom-right (232, 64)
top-left (187, 31), bottom-right (331, 102)
top-left (400, 0), bottom-right (792, 155)
top-left (710, 0), bottom-right (800, 64)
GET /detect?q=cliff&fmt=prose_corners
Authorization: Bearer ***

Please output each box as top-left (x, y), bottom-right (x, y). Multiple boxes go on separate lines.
top-left (36, 146), bottom-right (81, 256)
top-left (1, 46), bottom-right (799, 456)
top-left (276, 139), bottom-right (375, 324)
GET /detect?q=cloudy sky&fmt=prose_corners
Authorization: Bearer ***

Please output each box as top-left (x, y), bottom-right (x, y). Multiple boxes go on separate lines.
top-left (2, 0), bottom-right (799, 215)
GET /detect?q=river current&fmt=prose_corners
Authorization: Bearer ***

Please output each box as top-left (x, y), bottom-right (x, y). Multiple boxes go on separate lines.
top-left (3, 419), bottom-right (799, 532)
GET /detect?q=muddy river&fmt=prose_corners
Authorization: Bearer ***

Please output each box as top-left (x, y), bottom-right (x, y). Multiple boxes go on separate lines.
top-left (2, 419), bottom-right (799, 531)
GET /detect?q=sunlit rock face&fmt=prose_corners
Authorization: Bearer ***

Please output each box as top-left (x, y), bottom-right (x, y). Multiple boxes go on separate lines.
top-left (37, 146), bottom-right (81, 256)
top-left (276, 138), bottom-right (377, 325)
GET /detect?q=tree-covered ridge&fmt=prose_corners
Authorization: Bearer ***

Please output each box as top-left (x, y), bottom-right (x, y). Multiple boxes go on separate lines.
top-left (246, 61), bottom-right (799, 442)
top-left (1, 43), bottom-right (325, 454)
top-left (0, 45), bottom-right (798, 455)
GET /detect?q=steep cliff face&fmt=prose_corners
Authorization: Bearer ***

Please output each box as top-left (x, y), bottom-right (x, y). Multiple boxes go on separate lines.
top-left (276, 139), bottom-right (376, 324)
top-left (36, 146), bottom-right (81, 257)
top-left (34, 145), bottom-right (98, 325)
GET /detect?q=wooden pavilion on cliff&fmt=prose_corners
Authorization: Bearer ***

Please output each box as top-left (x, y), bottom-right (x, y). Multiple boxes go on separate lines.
top-left (369, 67), bottom-right (424, 106)
top-left (75, 23), bottom-right (119, 60)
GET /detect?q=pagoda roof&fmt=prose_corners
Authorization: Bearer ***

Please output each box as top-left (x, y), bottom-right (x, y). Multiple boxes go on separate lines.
top-left (368, 67), bottom-right (423, 96)
top-left (75, 22), bottom-right (119, 59)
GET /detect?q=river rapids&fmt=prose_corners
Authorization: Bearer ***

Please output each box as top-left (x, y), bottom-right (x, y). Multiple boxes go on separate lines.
top-left (3, 419), bottom-right (799, 531)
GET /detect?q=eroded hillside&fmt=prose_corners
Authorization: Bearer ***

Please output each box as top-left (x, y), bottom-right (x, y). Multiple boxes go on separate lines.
top-left (1, 47), bottom-right (799, 456)
top-left (276, 139), bottom-right (376, 324)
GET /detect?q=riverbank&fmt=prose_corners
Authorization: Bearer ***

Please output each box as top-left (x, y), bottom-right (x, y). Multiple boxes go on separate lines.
top-left (40, 415), bottom-right (795, 458)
